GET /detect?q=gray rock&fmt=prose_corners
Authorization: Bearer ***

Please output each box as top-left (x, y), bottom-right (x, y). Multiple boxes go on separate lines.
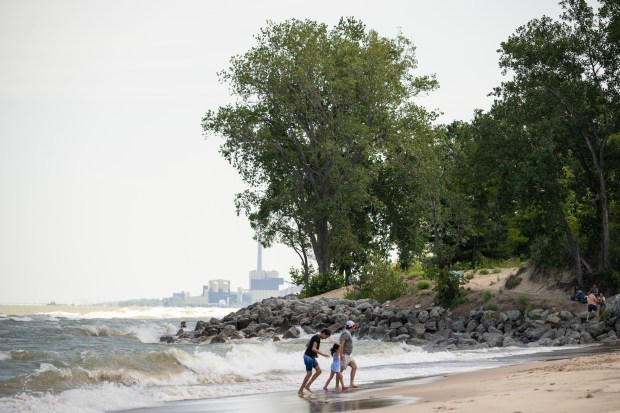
top-left (418, 310), bottom-right (430, 323)
top-left (282, 326), bottom-right (300, 339)
top-left (506, 310), bottom-right (521, 321)
top-left (482, 333), bottom-right (504, 347)
top-left (210, 334), bottom-right (227, 343)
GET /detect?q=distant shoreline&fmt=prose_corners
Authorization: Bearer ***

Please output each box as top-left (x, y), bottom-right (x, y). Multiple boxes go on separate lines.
top-left (0, 305), bottom-right (239, 319)
top-left (0, 304), bottom-right (123, 315)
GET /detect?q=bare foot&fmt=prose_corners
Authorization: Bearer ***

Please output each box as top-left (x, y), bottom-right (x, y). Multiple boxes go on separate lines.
top-left (351, 384), bottom-right (359, 388)
top-left (305, 386), bottom-right (313, 393)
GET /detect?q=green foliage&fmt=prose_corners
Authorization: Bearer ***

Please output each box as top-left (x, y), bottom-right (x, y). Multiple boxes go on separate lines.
top-left (528, 235), bottom-right (566, 269)
top-left (431, 268), bottom-right (467, 308)
top-left (611, 271), bottom-right (620, 295)
top-left (507, 227), bottom-right (529, 255)
top-left (290, 267), bottom-right (312, 289)
top-left (482, 290), bottom-right (492, 303)
top-left (203, 3), bottom-right (620, 286)
top-left (202, 17), bottom-right (438, 277)
top-left (405, 262), bottom-right (426, 279)
top-left (517, 294), bottom-right (528, 309)
top-left (416, 279), bottom-right (431, 290)
top-left (450, 261), bottom-right (471, 271)
top-left (489, 0), bottom-right (620, 278)
top-left (478, 256), bottom-right (526, 270)
top-left (484, 303), bottom-right (498, 311)
top-left (295, 271), bottom-right (345, 299)
top-left (345, 255), bottom-right (408, 303)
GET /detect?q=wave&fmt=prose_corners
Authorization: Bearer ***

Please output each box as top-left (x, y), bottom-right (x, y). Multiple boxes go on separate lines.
top-left (0, 316), bottom-right (587, 413)
top-left (0, 315), bottom-right (35, 322)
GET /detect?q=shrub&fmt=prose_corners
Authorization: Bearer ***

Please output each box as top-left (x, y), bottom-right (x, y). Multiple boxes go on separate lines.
top-left (492, 268), bottom-right (501, 274)
top-left (432, 268), bottom-right (467, 308)
top-left (406, 262), bottom-right (425, 279)
top-left (517, 294), bottom-right (528, 309)
top-left (346, 255), bottom-right (407, 303)
top-left (294, 271), bottom-right (345, 299)
top-left (505, 274), bottom-right (522, 290)
top-left (484, 303), bottom-right (498, 311)
top-left (482, 290), bottom-right (492, 303)
top-left (479, 269), bottom-right (490, 275)
top-left (416, 279), bottom-right (431, 290)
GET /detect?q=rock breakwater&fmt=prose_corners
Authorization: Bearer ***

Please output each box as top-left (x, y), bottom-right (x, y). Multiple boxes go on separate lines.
top-left (161, 294), bottom-right (620, 349)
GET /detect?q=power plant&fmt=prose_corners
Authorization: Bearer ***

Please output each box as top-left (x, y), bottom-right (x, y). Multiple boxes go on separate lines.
top-left (167, 236), bottom-right (299, 306)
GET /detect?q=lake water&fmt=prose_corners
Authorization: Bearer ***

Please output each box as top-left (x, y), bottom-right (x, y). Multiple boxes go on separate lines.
top-left (0, 305), bottom-right (599, 413)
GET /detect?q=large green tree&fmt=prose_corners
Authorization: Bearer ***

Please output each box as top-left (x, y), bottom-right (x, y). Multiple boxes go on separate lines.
top-left (492, 0), bottom-right (619, 280)
top-left (202, 18), bottom-right (437, 279)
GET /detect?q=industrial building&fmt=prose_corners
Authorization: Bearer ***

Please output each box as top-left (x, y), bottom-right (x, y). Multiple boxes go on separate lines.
top-left (167, 236), bottom-right (299, 307)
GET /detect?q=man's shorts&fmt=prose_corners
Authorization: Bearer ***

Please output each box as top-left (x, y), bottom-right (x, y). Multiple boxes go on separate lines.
top-left (341, 354), bottom-right (355, 370)
top-left (588, 304), bottom-right (597, 312)
top-left (303, 354), bottom-right (318, 371)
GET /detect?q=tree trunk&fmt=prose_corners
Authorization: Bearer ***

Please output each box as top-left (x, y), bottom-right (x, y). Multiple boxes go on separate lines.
top-left (583, 132), bottom-right (610, 271)
top-left (599, 187), bottom-right (611, 271)
top-left (430, 195), bottom-right (440, 247)
top-left (560, 211), bottom-right (583, 287)
top-left (312, 218), bottom-right (331, 275)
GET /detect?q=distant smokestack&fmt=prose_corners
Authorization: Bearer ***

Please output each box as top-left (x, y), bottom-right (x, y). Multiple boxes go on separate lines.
top-left (257, 234), bottom-right (262, 272)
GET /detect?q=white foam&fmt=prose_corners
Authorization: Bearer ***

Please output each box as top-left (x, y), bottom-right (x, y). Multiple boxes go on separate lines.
top-left (127, 323), bottom-right (169, 343)
top-left (6, 315), bottom-right (34, 322)
top-left (0, 320), bottom-right (585, 413)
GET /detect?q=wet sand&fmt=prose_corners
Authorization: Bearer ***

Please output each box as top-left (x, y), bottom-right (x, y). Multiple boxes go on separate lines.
top-left (116, 343), bottom-right (620, 413)
top-left (347, 346), bottom-right (620, 413)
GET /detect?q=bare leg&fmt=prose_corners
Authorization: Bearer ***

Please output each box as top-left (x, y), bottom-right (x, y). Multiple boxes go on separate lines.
top-left (299, 371), bottom-right (312, 395)
top-left (305, 366), bottom-right (322, 391)
top-left (336, 372), bottom-right (343, 390)
top-left (324, 371), bottom-right (335, 390)
top-left (349, 360), bottom-right (358, 388)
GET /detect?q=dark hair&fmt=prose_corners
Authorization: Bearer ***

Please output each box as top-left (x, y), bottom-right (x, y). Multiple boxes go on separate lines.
top-left (321, 328), bottom-right (332, 336)
top-left (330, 343), bottom-right (340, 355)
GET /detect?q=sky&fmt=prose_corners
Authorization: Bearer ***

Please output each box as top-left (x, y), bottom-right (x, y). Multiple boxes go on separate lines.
top-left (0, 0), bottom-right (586, 304)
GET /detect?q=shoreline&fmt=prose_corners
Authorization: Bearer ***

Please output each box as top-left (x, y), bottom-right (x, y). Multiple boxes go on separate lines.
top-left (342, 344), bottom-right (620, 413)
top-left (114, 343), bottom-right (620, 413)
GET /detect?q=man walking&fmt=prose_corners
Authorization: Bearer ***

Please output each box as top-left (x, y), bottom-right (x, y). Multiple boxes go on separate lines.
top-left (339, 320), bottom-right (358, 389)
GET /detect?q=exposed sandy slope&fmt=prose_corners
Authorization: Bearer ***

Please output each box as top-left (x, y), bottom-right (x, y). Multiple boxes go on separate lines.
top-left (312, 267), bottom-right (591, 316)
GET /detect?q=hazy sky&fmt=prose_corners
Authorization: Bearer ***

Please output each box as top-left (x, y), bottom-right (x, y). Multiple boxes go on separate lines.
top-left (0, 0), bottom-right (582, 304)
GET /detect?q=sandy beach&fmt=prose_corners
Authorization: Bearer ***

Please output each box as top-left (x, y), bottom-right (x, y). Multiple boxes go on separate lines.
top-left (343, 348), bottom-right (620, 413)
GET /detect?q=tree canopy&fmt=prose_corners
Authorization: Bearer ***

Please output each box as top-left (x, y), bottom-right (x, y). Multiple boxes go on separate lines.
top-left (204, 1), bottom-right (620, 296)
top-left (202, 18), bottom-right (437, 281)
